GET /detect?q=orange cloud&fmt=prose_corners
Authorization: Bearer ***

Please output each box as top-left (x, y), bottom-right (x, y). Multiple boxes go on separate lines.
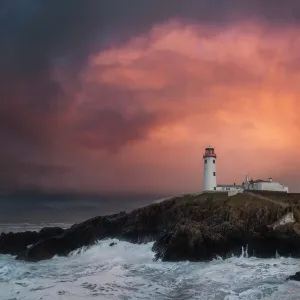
top-left (55, 21), bottom-right (300, 193)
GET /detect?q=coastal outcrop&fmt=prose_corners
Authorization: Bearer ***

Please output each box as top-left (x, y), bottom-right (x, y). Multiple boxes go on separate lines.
top-left (2, 191), bottom-right (300, 270)
top-left (0, 227), bottom-right (64, 255)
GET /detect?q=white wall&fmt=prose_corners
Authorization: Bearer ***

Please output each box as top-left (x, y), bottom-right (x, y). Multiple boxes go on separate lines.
top-left (203, 156), bottom-right (217, 191)
top-left (216, 186), bottom-right (242, 192)
top-left (215, 186), bottom-right (244, 196)
top-left (247, 181), bottom-right (288, 192)
top-left (228, 189), bottom-right (243, 196)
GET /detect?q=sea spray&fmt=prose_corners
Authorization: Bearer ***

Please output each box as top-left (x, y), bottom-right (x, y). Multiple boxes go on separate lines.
top-left (240, 245), bottom-right (249, 258)
top-left (1, 239), bottom-right (300, 300)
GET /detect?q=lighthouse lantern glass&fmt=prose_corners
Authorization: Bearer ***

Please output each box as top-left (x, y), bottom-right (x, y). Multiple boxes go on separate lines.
top-left (203, 147), bottom-right (217, 158)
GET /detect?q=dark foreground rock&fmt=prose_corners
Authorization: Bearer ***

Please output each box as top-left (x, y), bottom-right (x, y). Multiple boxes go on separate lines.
top-left (2, 191), bottom-right (300, 265)
top-left (287, 271), bottom-right (300, 281)
top-left (16, 225), bottom-right (96, 261)
top-left (0, 227), bottom-right (64, 255)
top-left (153, 221), bottom-right (300, 261)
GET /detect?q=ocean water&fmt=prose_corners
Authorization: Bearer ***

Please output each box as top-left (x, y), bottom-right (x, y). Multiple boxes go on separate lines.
top-left (1, 194), bottom-right (300, 299)
top-left (1, 238), bottom-right (300, 300)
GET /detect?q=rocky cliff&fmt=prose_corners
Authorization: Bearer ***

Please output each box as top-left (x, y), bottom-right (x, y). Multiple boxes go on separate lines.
top-left (1, 191), bottom-right (300, 277)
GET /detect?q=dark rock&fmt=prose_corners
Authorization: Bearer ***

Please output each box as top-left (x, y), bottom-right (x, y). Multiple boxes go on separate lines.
top-left (287, 271), bottom-right (300, 281)
top-left (2, 191), bottom-right (300, 263)
top-left (38, 227), bottom-right (64, 239)
top-left (0, 227), bottom-right (64, 256)
top-left (109, 242), bottom-right (117, 247)
top-left (153, 222), bottom-right (300, 262)
top-left (17, 225), bottom-right (97, 261)
top-left (14, 212), bottom-right (129, 261)
top-left (0, 231), bottom-right (38, 255)
top-left (246, 225), bottom-right (300, 258)
top-left (153, 220), bottom-right (247, 261)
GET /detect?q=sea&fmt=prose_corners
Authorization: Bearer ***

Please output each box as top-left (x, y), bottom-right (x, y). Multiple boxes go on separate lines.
top-left (0, 193), bottom-right (300, 300)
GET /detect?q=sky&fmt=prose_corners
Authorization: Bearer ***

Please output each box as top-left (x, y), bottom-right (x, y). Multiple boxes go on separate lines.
top-left (1, 0), bottom-right (300, 194)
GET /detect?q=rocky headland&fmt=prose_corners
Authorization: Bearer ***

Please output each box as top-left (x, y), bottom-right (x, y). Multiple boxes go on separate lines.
top-left (1, 191), bottom-right (300, 281)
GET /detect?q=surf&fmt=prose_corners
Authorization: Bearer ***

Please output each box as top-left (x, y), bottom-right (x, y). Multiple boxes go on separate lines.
top-left (1, 240), bottom-right (300, 299)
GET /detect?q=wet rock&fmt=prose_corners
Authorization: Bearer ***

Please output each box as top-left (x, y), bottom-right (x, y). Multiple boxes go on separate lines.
top-left (38, 227), bottom-right (64, 239)
top-left (2, 191), bottom-right (300, 262)
top-left (153, 222), bottom-right (300, 261)
top-left (14, 212), bottom-right (129, 261)
top-left (246, 225), bottom-right (300, 258)
top-left (109, 242), bottom-right (117, 247)
top-left (153, 220), bottom-right (247, 261)
top-left (0, 227), bottom-right (65, 256)
top-left (17, 225), bottom-right (97, 261)
top-left (0, 231), bottom-right (38, 255)
top-left (287, 271), bottom-right (300, 281)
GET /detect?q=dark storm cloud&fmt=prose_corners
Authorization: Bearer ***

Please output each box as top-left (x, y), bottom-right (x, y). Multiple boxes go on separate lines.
top-left (1, 0), bottom-right (300, 104)
top-left (1, 0), bottom-right (300, 191)
top-left (1, 0), bottom-right (300, 79)
top-left (74, 108), bottom-right (162, 151)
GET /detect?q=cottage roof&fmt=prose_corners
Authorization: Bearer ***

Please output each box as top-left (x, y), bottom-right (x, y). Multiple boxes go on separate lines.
top-left (250, 179), bottom-right (270, 183)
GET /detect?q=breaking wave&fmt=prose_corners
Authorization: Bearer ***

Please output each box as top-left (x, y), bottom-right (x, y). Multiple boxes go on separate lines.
top-left (1, 239), bottom-right (300, 299)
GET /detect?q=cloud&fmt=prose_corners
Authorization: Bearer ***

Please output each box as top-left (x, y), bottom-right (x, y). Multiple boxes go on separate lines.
top-left (84, 22), bottom-right (300, 141)
top-left (1, 1), bottom-right (300, 192)
top-left (73, 108), bottom-right (164, 151)
top-left (72, 21), bottom-right (300, 192)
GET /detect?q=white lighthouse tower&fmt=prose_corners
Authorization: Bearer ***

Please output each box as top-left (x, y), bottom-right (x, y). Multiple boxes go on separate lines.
top-left (203, 145), bottom-right (217, 191)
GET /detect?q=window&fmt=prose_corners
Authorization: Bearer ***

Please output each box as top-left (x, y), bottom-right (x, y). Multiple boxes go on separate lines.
top-left (213, 172), bottom-right (216, 176)
top-left (213, 160), bottom-right (215, 164)
top-left (205, 160), bottom-right (207, 163)
top-left (214, 187), bottom-right (216, 190)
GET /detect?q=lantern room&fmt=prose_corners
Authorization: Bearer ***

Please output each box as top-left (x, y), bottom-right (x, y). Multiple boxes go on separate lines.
top-left (203, 145), bottom-right (217, 158)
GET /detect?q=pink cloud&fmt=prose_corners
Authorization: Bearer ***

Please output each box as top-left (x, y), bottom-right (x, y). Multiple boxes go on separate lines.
top-left (15, 21), bottom-right (300, 193)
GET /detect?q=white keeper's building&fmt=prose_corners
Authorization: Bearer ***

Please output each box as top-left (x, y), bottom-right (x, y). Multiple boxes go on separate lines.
top-left (202, 145), bottom-right (289, 195)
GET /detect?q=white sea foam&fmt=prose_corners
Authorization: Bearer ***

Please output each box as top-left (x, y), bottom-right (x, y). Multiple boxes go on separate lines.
top-left (1, 239), bottom-right (300, 300)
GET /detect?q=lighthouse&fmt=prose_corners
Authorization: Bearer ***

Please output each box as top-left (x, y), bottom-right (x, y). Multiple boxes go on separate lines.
top-left (200, 145), bottom-right (288, 195)
top-left (203, 145), bottom-right (217, 191)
